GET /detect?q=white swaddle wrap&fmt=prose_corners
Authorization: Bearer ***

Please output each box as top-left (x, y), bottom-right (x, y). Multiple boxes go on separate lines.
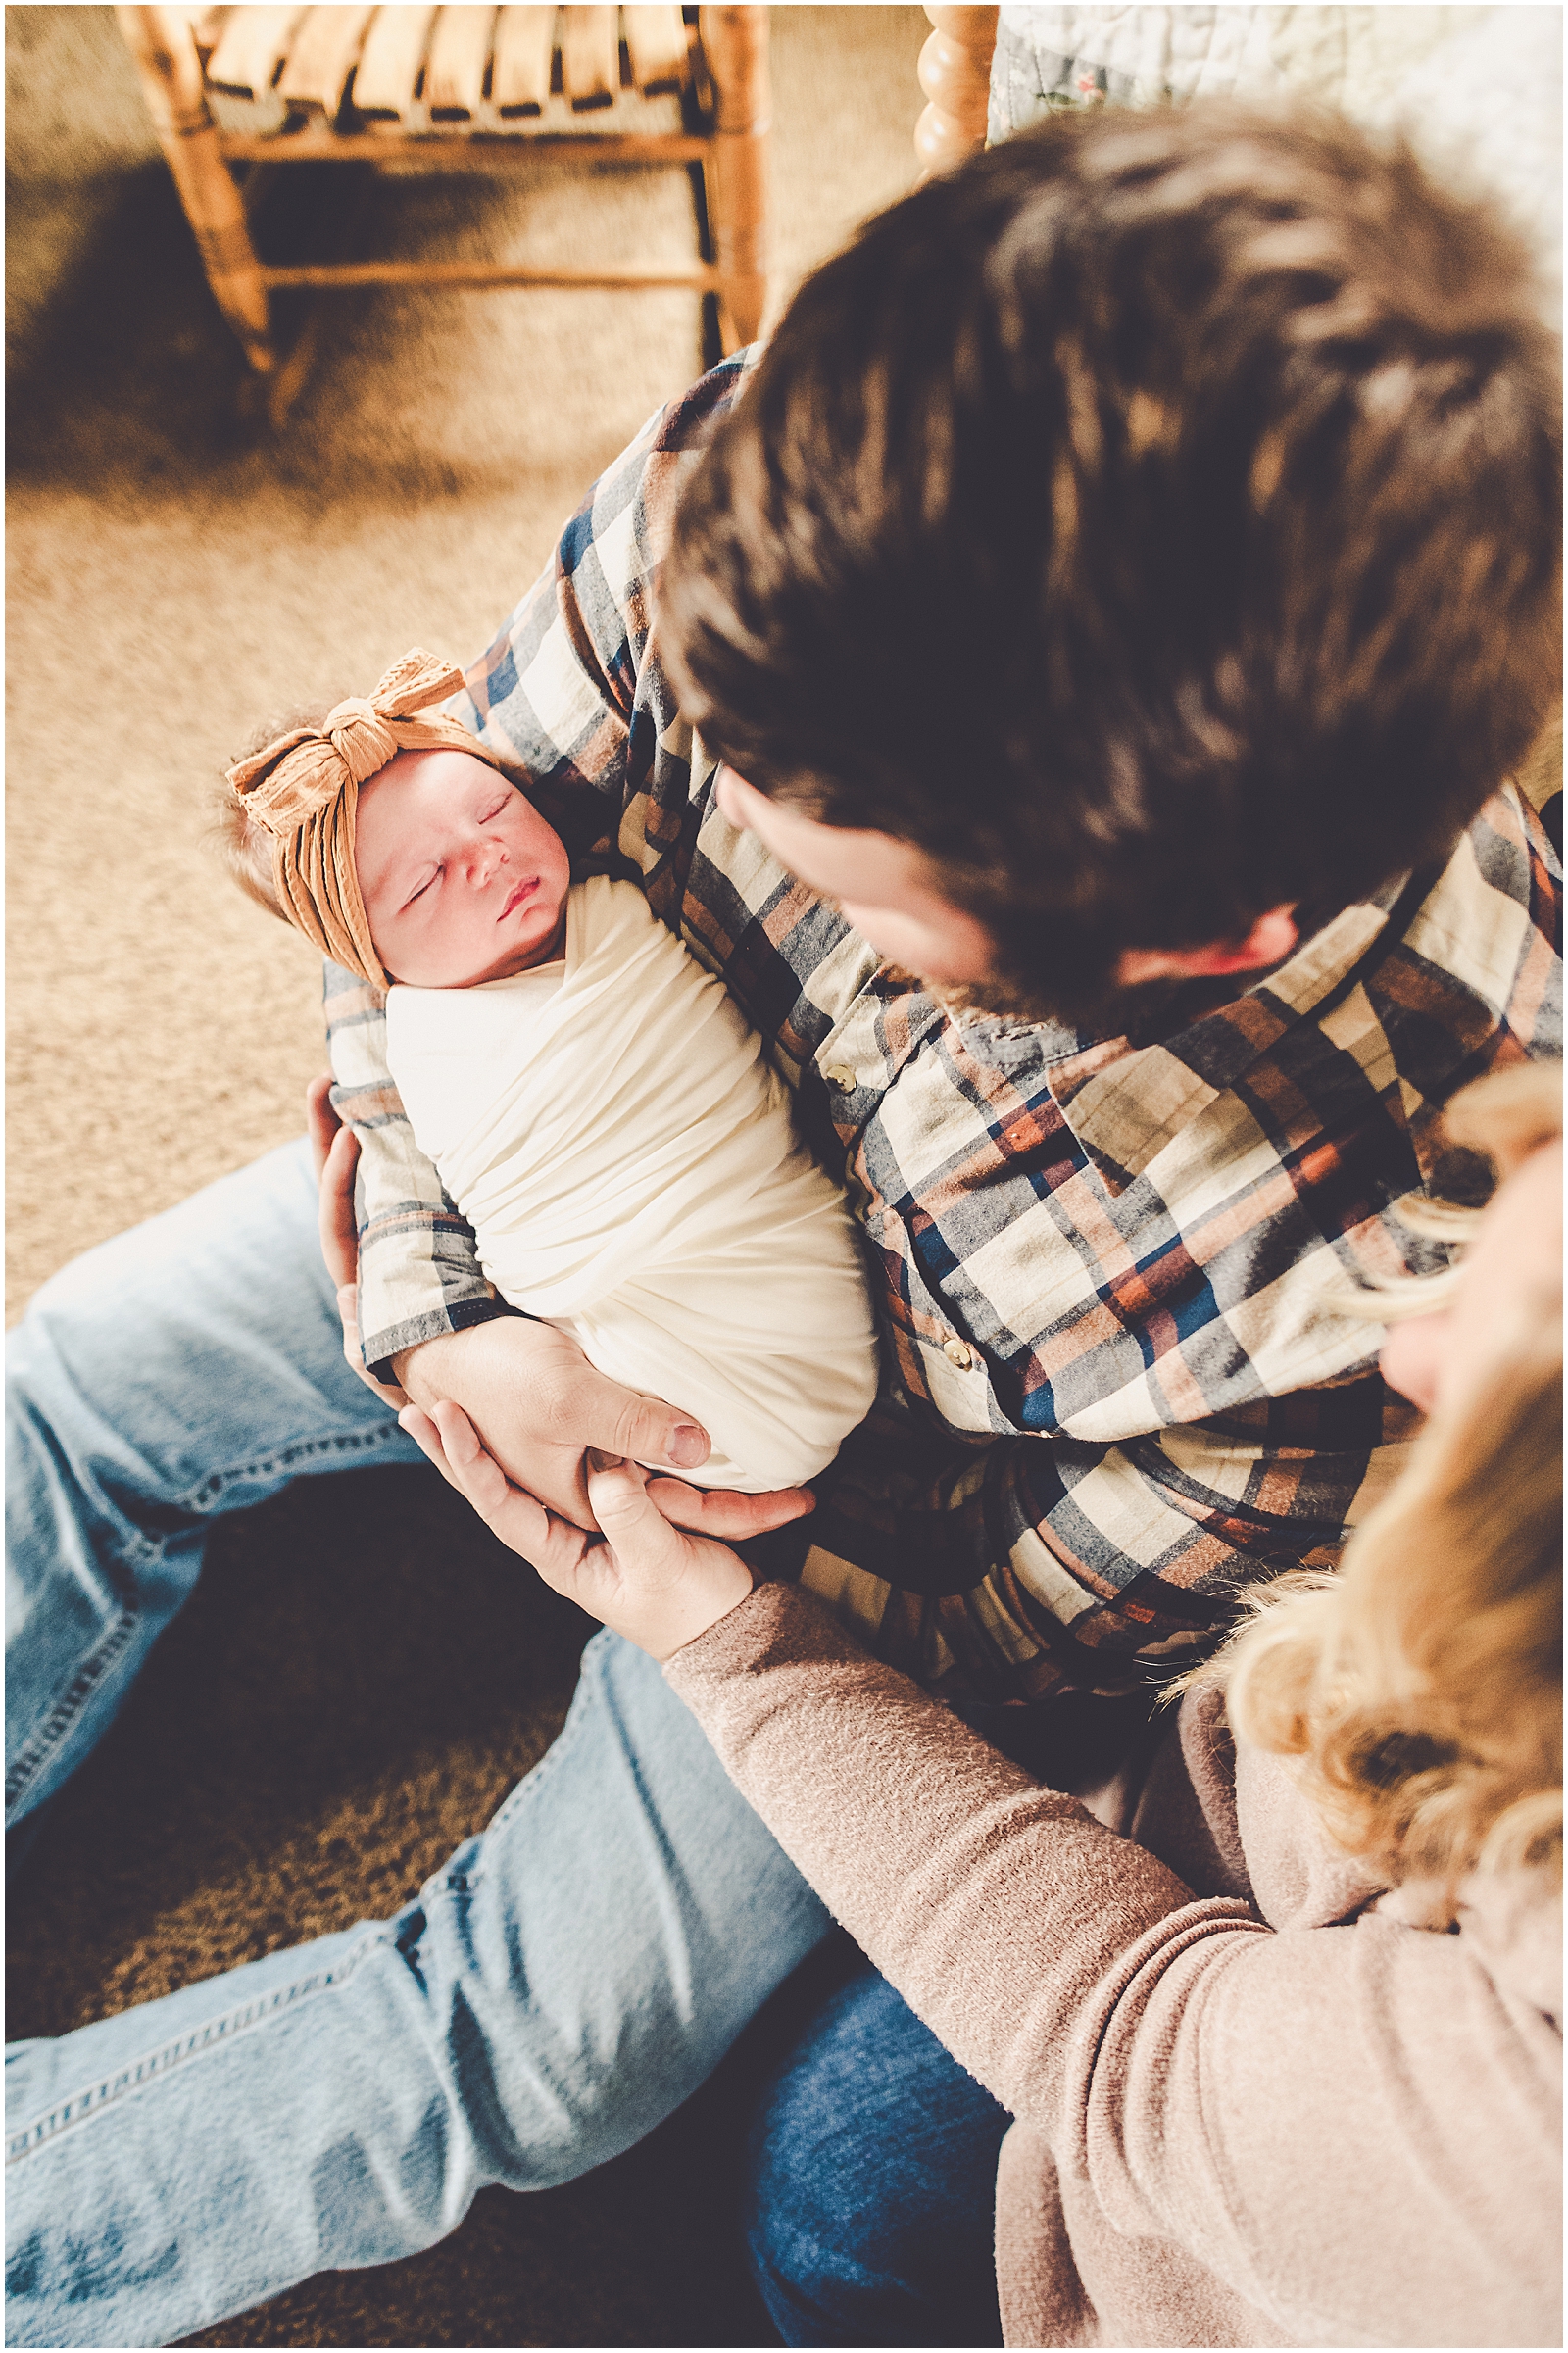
top-left (384, 875), bottom-right (880, 1490)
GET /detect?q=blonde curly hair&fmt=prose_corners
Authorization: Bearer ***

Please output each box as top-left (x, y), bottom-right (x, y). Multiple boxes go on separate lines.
top-left (1208, 1062), bottom-right (1562, 1907)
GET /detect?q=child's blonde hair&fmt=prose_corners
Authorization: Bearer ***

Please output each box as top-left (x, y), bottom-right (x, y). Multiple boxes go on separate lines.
top-left (1202, 1062), bottom-right (1562, 1906)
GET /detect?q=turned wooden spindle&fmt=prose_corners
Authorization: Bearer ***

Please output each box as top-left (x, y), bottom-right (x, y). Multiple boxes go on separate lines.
top-left (913, 4), bottom-right (999, 184)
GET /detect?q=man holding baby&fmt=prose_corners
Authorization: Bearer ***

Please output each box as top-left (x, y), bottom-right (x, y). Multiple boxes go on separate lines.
top-left (6, 103), bottom-right (1561, 2346)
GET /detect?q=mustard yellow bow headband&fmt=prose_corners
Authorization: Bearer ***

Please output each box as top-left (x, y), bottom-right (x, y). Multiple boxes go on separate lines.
top-left (226, 647), bottom-right (510, 992)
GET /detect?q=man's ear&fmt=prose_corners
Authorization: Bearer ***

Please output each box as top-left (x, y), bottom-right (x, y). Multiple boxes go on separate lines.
top-left (1114, 905), bottom-right (1298, 989)
top-left (713, 764), bottom-right (760, 828)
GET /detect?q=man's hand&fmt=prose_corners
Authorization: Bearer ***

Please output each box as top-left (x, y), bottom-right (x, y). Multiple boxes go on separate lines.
top-left (401, 1402), bottom-right (757, 1661)
top-left (306, 1075), bottom-right (816, 1540)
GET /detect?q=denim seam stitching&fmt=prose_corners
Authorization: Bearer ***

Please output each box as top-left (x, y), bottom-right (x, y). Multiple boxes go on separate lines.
top-left (4, 1925), bottom-right (393, 2162)
top-left (175, 1422), bottom-right (408, 1513)
top-left (4, 1601), bottom-right (141, 1813)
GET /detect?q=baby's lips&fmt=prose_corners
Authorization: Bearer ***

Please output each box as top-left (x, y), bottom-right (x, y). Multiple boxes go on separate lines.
top-left (498, 876), bottom-right (541, 920)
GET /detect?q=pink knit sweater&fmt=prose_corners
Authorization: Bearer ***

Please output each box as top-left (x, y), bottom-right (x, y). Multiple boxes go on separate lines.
top-left (665, 1584), bottom-right (1562, 2348)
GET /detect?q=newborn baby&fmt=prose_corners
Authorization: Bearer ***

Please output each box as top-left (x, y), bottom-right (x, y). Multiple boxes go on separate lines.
top-left (222, 650), bottom-right (879, 1491)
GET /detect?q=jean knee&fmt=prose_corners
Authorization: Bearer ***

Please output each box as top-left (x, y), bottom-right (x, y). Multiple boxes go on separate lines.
top-left (741, 1967), bottom-right (1010, 2345)
top-left (376, 1633), bottom-right (830, 2196)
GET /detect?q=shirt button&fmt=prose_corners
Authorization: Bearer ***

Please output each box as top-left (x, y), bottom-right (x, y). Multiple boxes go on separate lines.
top-left (943, 1337), bottom-right (974, 1369)
top-left (823, 1064), bottom-right (858, 1092)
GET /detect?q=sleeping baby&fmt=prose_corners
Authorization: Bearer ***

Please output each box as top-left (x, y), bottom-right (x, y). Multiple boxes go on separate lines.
top-left (220, 648), bottom-right (880, 1492)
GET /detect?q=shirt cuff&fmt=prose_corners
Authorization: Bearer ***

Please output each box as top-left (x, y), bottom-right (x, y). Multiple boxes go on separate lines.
top-left (362, 1292), bottom-right (524, 1385)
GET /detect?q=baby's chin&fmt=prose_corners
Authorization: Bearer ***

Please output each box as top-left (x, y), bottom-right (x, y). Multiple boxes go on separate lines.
top-left (390, 903), bottom-right (569, 989)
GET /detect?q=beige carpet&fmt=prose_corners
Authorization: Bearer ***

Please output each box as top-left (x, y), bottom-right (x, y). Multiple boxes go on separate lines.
top-left (6, 9), bottom-right (928, 2343)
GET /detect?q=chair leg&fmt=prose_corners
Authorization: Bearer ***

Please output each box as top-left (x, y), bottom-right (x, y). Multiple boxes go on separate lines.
top-left (114, 4), bottom-right (277, 377)
top-left (698, 5), bottom-right (772, 351)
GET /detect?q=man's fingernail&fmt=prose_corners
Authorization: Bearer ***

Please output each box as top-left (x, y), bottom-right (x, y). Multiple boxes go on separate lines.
top-left (667, 1424), bottom-right (708, 1468)
top-left (586, 1447), bottom-right (625, 1474)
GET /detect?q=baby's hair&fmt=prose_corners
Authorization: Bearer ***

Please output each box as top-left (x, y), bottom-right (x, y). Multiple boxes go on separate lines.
top-left (210, 703), bottom-right (330, 924)
top-left (209, 701), bottom-right (541, 925)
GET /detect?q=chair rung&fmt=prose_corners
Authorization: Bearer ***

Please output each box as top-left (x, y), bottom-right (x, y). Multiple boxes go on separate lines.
top-left (260, 257), bottom-right (722, 287)
top-left (219, 126), bottom-right (708, 163)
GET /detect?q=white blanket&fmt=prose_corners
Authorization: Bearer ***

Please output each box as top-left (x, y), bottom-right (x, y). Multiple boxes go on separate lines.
top-left (385, 875), bottom-right (880, 1490)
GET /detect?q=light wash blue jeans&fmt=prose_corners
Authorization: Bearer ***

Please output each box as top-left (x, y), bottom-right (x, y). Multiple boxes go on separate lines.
top-left (5, 1139), bottom-right (832, 2348)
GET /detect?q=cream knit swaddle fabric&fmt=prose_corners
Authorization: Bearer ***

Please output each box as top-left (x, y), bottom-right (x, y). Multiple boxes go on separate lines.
top-left (384, 875), bottom-right (880, 1490)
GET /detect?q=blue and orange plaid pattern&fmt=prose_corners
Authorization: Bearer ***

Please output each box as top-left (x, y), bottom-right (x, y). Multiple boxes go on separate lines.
top-left (328, 359), bottom-right (1563, 1704)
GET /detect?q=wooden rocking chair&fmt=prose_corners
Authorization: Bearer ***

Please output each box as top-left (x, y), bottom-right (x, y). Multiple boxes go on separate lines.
top-left (114, 4), bottom-right (771, 425)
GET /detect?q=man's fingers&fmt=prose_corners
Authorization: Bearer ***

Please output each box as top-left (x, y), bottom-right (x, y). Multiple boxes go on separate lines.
top-left (414, 1401), bottom-right (559, 1566)
top-left (645, 1480), bottom-right (815, 1538)
top-left (429, 1397), bottom-right (487, 1473)
top-left (305, 1073), bottom-right (339, 1183)
top-left (334, 1280), bottom-right (408, 1406)
top-left (398, 1400), bottom-right (466, 1491)
top-left (318, 1122), bottom-right (361, 1291)
top-left (420, 1404), bottom-right (615, 1604)
top-left (563, 1368), bottom-right (710, 1473)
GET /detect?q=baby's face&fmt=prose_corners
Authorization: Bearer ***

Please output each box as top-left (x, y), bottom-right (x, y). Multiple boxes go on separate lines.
top-left (356, 749), bottom-right (571, 987)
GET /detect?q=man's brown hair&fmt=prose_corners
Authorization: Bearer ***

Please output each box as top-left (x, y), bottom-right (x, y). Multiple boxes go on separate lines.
top-left (662, 104), bottom-right (1561, 1015)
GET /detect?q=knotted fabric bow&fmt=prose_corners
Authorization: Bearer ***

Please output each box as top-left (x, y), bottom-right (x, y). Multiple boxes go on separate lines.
top-left (226, 647), bottom-right (511, 992)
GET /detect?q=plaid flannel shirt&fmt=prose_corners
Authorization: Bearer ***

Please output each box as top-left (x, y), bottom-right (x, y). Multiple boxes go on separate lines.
top-left (328, 357), bottom-right (1563, 1704)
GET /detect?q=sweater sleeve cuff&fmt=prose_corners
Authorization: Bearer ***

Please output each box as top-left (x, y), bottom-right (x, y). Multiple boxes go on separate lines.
top-left (664, 1579), bottom-right (877, 1696)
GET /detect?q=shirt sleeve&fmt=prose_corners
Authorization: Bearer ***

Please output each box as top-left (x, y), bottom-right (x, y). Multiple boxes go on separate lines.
top-left (664, 1582), bottom-right (1561, 2348)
